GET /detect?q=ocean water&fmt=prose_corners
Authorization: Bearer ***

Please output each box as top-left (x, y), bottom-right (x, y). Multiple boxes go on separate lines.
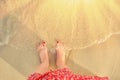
top-left (0, 0), bottom-right (120, 49)
top-left (0, 16), bottom-right (18, 46)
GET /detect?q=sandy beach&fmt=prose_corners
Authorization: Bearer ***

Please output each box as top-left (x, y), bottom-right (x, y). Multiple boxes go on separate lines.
top-left (0, 0), bottom-right (120, 80)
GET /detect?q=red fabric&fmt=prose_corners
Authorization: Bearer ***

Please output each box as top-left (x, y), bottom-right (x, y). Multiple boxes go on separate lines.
top-left (28, 68), bottom-right (109, 80)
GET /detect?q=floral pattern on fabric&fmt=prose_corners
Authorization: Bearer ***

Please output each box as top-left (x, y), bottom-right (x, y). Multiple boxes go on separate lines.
top-left (28, 68), bottom-right (109, 80)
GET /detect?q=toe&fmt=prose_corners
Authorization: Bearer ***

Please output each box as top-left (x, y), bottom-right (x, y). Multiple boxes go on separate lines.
top-left (42, 41), bottom-right (46, 46)
top-left (56, 41), bottom-right (64, 47)
top-left (37, 41), bottom-right (47, 51)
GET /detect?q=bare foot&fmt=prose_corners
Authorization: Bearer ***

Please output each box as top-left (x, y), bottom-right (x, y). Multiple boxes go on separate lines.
top-left (35, 41), bottom-right (49, 74)
top-left (56, 41), bottom-right (66, 69)
top-left (37, 41), bottom-right (49, 66)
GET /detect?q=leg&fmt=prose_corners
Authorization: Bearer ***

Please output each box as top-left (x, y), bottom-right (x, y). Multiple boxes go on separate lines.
top-left (56, 41), bottom-right (67, 69)
top-left (35, 41), bottom-right (49, 74)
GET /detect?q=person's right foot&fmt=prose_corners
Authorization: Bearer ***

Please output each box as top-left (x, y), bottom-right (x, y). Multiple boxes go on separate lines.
top-left (56, 41), bottom-right (66, 68)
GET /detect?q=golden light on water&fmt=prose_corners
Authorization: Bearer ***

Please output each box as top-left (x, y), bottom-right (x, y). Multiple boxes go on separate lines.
top-left (83, 0), bottom-right (96, 4)
top-left (13, 0), bottom-right (120, 48)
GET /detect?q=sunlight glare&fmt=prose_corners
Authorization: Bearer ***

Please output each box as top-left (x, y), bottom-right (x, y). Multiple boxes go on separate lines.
top-left (84, 0), bottom-right (97, 4)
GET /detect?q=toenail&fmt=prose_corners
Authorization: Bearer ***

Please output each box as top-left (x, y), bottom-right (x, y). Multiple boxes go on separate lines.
top-left (57, 41), bottom-right (59, 43)
top-left (43, 41), bottom-right (46, 43)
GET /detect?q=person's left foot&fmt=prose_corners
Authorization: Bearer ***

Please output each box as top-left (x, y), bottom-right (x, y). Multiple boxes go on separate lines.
top-left (37, 41), bottom-right (49, 66)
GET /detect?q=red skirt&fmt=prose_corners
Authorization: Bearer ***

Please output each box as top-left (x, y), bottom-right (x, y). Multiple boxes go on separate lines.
top-left (28, 68), bottom-right (109, 80)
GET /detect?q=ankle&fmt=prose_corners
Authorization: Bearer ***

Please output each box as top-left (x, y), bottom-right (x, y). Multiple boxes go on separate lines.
top-left (41, 62), bottom-right (49, 67)
top-left (57, 64), bottom-right (66, 69)
top-left (57, 62), bottom-right (66, 68)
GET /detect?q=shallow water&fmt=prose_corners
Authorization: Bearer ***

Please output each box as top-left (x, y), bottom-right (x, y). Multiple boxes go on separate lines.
top-left (0, 0), bottom-right (120, 80)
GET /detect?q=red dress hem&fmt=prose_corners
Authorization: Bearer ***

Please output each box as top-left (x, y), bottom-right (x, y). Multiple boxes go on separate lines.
top-left (28, 68), bottom-right (109, 80)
